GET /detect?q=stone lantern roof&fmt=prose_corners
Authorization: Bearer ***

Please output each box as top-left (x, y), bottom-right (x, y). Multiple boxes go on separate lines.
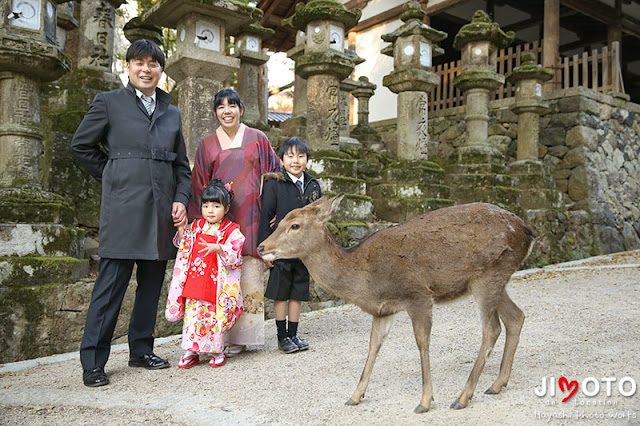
top-left (453, 10), bottom-right (514, 50)
top-left (285, 0), bottom-right (361, 32)
top-left (141, 0), bottom-right (262, 32)
top-left (381, 1), bottom-right (447, 44)
top-left (506, 52), bottom-right (554, 84)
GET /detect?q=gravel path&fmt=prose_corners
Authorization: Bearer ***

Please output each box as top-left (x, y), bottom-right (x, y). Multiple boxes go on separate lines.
top-left (1, 251), bottom-right (639, 425)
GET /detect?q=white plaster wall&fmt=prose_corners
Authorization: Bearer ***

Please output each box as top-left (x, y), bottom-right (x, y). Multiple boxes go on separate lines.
top-left (353, 19), bottom-right (402, 123)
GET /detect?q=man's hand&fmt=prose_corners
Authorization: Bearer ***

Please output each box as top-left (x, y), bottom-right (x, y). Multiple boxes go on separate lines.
top-left (172, 202), bottom-right (187, 228)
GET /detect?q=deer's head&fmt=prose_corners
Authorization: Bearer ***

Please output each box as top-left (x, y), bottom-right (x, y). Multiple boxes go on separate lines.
top-left (258, 194), bottom-right (344, 262)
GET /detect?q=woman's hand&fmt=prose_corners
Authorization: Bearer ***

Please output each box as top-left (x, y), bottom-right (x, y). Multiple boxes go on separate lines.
top-left (198, 238), bottom-right (222, 256)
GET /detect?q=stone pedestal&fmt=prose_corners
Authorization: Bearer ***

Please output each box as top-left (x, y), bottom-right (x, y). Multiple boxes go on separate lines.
top-left (141, 0), bottom-right (261, 159)
top-left (74, 0), bottom-right (125, 71)
top-left (380, 0), bottom-right (446, 160)
top-left (305, 72), bottom-right (342, 150)
top-left (234, 24), bottom-right (274, 128)
top-left (281, 33), bottom-right (307, 138)
top-left (286, 0), bottom-right (361, 151)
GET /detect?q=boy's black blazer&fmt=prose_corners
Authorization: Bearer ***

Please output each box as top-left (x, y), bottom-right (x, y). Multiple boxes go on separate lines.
top-left (258, 169), bottom-right (322, 245)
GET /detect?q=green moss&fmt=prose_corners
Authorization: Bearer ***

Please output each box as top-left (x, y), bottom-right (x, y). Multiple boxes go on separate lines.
top-left (324, 191), bottom-right (372, 202)
top-left (322, 175), bottom-right (365, 183)
top-left (288, 0), bottom-right (361, 31)
top-left (0, 256), bottom-right (88, 288)
top-left (453, 10), bottom-right (514, 50)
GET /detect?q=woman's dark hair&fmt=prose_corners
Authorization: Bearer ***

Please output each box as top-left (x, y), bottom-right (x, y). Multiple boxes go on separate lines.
top-left (278, 137), bottom-right (311, 160)
top-left (214, 88), bottom-right (244, 110)
top-left (126, 39), bottom-right (165, 69)
top-left (202, 179), bottom-right (234, 208)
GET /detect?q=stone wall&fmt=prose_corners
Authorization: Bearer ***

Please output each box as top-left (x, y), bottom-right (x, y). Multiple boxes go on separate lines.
top-left (370, 87), bottom-right (640, 264)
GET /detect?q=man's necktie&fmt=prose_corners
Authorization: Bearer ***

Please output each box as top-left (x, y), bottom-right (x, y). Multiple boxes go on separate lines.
top-left (296, 180), bottom-right (303, 193)
top-left (141, 94), bottom-right (154, 116)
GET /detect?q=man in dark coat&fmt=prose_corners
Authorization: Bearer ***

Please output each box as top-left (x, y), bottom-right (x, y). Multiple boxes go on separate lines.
top-left (72, 39), bottom-right (191, 387)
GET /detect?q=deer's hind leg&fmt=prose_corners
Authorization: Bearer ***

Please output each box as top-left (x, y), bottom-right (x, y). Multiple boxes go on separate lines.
top-left (485, 289), bottom-right (525, 395)
top-left (451, 281), bottom-right (503, 410)
top-left (346, 314), bottom-right (395, 406)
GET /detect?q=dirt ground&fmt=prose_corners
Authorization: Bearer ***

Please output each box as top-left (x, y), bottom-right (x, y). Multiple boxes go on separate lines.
top-left (1, 251), bottom-right (639, 425)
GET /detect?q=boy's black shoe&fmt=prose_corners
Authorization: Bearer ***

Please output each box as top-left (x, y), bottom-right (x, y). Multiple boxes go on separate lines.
top-left (278, 337), bottom-right (299, 354)
top-left (128, 353), bottom-right (170, 369)
top-left (290, 335), bottom-right (309, 351)
top-left (83, 366), bottom-right (109, 387)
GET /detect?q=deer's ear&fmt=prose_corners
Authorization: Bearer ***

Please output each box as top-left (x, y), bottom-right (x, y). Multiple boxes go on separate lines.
top-left (317, 193), bottom-right (343, 222)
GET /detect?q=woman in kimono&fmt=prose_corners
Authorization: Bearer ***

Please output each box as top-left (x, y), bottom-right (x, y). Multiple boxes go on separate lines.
top-left (167, 179), bottom-right (245, 368)
top-left (188, 88), bottom-right (280, 354)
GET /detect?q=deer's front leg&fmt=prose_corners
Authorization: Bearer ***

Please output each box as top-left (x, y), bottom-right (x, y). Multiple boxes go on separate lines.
top-left (407, 302), bottom-right (434, 413)
top-left (346, 314), bottom-right (395, 406)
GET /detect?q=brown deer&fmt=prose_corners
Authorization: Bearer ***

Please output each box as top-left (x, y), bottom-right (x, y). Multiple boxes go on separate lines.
top-left (257, 195), bottom-right (533, 414)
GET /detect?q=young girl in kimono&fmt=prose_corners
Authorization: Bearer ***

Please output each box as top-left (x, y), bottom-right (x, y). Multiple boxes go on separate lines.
top-left (166, 179), bottom-right (245, 368)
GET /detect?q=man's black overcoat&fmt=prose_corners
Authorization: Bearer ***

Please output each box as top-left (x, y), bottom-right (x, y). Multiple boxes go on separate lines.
top-left (72, 82), bottom-right (191, 260)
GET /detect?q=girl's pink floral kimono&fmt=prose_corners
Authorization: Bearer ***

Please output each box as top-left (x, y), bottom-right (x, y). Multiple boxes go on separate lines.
top-left (166, 217), bottom-right (245, 354)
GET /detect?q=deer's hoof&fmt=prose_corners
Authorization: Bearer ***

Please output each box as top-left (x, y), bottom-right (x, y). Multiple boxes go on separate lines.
top-left (345, 398), bottom-right (359, 406)
top-left (414, 404), bottom-right (430, 414)
top-left (450, 400), bottom-right (466, 410)
top-left (484, 387), bottom-right (498, 395)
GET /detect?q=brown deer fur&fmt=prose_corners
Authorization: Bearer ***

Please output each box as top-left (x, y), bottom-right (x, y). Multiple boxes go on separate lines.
top-left (257, 195), bottom-right (533, 414)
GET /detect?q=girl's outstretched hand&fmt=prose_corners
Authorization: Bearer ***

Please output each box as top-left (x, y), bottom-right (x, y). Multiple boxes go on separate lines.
top-left (198, 238), bottom-right (222, 256)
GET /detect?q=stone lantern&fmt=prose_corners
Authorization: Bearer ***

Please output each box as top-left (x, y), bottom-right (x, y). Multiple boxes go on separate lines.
top-left (506, 52), bottom-right (560, 209)
top-left (506, 52), bottom-right (553, 164)
top-left (452, 10), bottom-right (514, 161)
top-left (381, 0), bottom-right (446, 160)
top-left (233, 23), bottom-right (275, 127)
top-left (350, 76), bottom-right (382, 150)
top-left (141, 0), bottom-right (262, 158)
top-left (0, 0), bottom-right (71, 214)
top-left (285, 0), bottom-right (361, 151)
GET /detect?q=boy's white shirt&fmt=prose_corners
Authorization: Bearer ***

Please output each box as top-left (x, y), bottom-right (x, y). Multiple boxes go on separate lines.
top-left (287, 171), bottom-right (303, 188)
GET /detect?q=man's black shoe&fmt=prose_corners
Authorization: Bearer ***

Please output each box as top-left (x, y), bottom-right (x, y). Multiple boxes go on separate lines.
top-left (290, 335), bottom-right (309, 351)
top-left (278, 337), bottom-right (299, 354)
top-left (83, 366), bottom-right (109, 387)
top-left (128, 353), bottom-right (170, 370)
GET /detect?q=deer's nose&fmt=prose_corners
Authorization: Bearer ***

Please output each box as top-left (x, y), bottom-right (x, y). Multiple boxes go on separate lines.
top-left (257, 246), bottom-right (264, 256)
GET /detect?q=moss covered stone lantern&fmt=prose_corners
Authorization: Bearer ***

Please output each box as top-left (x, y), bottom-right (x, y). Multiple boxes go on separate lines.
top-left (141, 0), bottom-right (262, 157)
top-left (0, 0), bottom-right (72, 220)
top-left (285, 0), bottom-right (361, 151)
top-left (233, 23), bottom-right (275, 127)
top-left (506, 52), bottom-right (553, 164)
top-left (453, 10), bottom-right (514, 161)
top-left (381, 0), bottom-right (446, 160)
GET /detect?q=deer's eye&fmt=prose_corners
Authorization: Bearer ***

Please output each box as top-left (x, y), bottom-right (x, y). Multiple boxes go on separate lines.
top-left (291, 224), bottom-right (300, 230)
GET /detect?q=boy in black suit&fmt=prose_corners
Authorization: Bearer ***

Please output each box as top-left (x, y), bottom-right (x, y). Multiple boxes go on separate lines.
top-left (258, 137), bottom-right (321, 353)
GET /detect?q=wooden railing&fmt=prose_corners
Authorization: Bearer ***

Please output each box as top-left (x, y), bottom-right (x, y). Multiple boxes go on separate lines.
top-left (428, 41), bottom-right (623, 112)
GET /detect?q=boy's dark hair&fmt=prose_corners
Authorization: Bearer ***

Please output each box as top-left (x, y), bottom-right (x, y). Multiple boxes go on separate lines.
top-left (125, 39), bottom-right (165, 69)
top-left (214, 88), bottom-right (244, 111)
top-left (202, 179), bottom-right (234, 208)
top-left (278, 137), bottom-right (311, 160)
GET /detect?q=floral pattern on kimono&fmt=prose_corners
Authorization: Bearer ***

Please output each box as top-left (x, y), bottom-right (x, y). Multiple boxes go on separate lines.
top-left (166, 218), bottom-right (245, 353)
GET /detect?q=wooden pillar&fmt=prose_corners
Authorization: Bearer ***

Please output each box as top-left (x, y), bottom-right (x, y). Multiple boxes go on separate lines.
top-left (608, 0), bottom-right (623, 92)
top-left (543, 0), bottom-right (561, 92)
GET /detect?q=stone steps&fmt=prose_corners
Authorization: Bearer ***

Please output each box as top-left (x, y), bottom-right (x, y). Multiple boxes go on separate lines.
top-left (373, 197), bottom-right (456, 223)
top-left (367, 182), bottom-right (451, 199)
top-left (0, 224), bottom-right (85, 258)
top-left (317, 176), bottom-right (366, 194)
top-left (0, 256), bottom-right (90, 287)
